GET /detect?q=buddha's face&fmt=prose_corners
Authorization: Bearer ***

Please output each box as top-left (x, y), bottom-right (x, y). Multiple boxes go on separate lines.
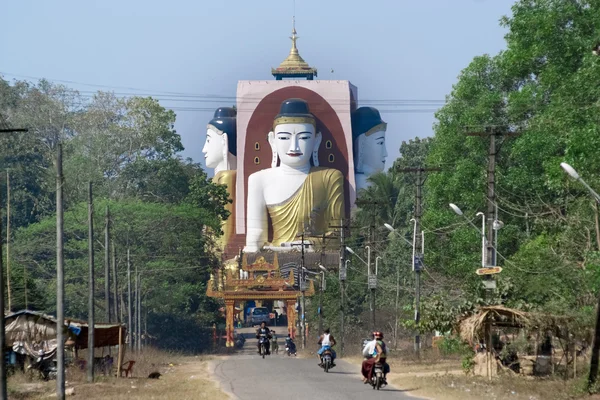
top-left (274, 123), bottom-right (317, 168)
top-left (202, 127), bottom-right (225, 169)
top-left (360, 129), bottom-right (387, 173)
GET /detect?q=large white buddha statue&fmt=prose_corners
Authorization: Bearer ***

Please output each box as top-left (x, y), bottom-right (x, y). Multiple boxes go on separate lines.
top-left (202, 107), bottom-right (237, 249)
top-left (245, 98), bottom-right (345, 252)
top-left (351, 107), bottom-right (388, 191)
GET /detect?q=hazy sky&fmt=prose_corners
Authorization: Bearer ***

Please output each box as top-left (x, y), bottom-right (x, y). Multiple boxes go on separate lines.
top-left (1, 0), bottom-right (514, 169)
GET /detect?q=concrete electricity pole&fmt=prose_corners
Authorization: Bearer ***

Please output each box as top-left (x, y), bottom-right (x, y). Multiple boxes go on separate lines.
top-left (0, 175), bottom-right (7, 399)
top-left (104, 206), bottom-right (111, 323)
top-left (56, 144), bottom-right (66, 400)
top-left (127, 248), bottom-right (133, 348)
top-left (465, 127), bottom-right (519, 290)
top-left (6, 170), bottom-right (11, 312)
top-left (397, 165), bottom-right (441, 355)
top-left (87, 182), bottom-right (95, 383)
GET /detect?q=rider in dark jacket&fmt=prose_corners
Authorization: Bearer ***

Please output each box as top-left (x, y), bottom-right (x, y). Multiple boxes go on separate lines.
top-left (256, 322), bottom-right (272, 355)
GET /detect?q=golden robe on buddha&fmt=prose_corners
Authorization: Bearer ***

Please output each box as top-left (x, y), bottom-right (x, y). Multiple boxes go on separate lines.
top-left (213, 169), bottom-right (236, 250)
top-left (267, 167), bottom-right (344, 246)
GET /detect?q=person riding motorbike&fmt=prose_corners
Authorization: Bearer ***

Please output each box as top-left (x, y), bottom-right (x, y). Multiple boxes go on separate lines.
top-left (362, 332), bottom-right (376, 359)
top-left (256, 322), bottom-right (272, 355)
top-left (317, 328), bottom-right (337, 367)
top-left (270, 330), bottom-right (279, 354)
top-left (361, 331), bottom-right (389, 384)
top-left (285, 334), bottom-right (297, 355)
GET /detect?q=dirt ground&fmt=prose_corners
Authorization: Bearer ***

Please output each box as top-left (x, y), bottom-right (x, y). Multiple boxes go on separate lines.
top-left (345, 352), bottom-right (591, 400)
top-left (7, 350), bottom-right (226, 400)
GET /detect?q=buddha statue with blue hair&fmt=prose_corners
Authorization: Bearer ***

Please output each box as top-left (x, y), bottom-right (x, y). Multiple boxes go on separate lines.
top-left (202, 106), bottom-right (237, 249)
top-left (351, 107), bottom-right (388, 191)
top-left (245, 98), bottom-right (345, 252)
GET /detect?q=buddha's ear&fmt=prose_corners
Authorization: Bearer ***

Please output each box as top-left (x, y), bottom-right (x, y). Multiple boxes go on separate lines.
top-left (268, 131), bottom-right (278, 168)
top-left (222, 133), bottom-right (229, 170)
top-left (313, 132), bottom-right (322, 167)
top-left (355, 134), bottom-right (365, 173)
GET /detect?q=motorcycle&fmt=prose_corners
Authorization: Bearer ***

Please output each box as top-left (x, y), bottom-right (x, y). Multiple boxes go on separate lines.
top-left (285, 339), bottom-right (297, 356)
top-left (258, 336), bottom-right (269, 359)
top-left (369, 362), bottom-right (386, 390)
top-left (320, 349), bottom-right (334, 373)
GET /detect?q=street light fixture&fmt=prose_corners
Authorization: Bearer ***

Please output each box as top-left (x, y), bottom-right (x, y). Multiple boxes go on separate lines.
top-left (561, 162), bottom-right (600, 203)
top-left (449, 203), bottom-right (487, 238)
top-left (561, 161), bottom-right (600, 390)
top-left (449, 203), bottom-right (463, 216)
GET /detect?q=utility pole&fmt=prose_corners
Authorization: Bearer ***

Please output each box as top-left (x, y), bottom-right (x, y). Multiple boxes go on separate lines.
top-left (6, 170), bottom-right (11, 312)
top-left (397, 165), bottom-right (441, 356)
top-left (414, 169), bottom-right (422, 354)
top-left (318, 238), bottom-right (324, 336)
top-left (330, 219), bottom-right (350, 358)
top-left (56, 144), bottom-right (65, 400)
top-left (367, 245), bottom-right (375, 331)
top-left (87, 182), bottom-right (95, 383)
top-left (355, 199), bottom-right (384, 333)
top-left (301, 231), bottom-right (306, 349)
top-left (136, 272), bottom-right (142, 353)
top-left (465, 127), bottom-right (520, 290)
top-left (134, 262), bottom-right (138, 352)
top-left (127, 248), bottom-right (133, 348)
top-left (105, 206), bottom-right (111, 323)
top-left (112, 242), bottom-right (118, 322)
top-left (0, 173), bottom-right (7, 400)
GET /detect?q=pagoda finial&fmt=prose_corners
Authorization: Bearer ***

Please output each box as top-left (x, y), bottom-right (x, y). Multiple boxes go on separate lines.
top-left (290, 17), bottom-right (298, 54)
top-left (271, 15), bottom-right (317, 80)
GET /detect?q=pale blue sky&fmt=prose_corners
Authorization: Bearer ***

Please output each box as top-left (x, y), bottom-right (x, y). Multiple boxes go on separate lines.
top-left (0, 0), bottom-right (514, 168)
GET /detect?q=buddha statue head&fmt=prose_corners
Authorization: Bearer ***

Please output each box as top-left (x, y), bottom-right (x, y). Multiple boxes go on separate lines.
top-left (203, 107), bottom-right (237, 174)
top-left (352, 107), bottom-right (388, 188)
top-left (268, 98), bottom-right (322, 169)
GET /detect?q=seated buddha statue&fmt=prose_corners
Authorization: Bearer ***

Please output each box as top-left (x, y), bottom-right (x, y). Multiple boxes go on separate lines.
top-left (202, 106), bottom-right (237, 249)
top-left (245, 98), bottom-right (345, 252)
top-left (351, 107), bottom-right (388, 191)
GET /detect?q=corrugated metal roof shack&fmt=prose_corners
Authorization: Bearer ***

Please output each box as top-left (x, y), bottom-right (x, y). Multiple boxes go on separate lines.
top-left (4, 310), bottom-right (127, 376)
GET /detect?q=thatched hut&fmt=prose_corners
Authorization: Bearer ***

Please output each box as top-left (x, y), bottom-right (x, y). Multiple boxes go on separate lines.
top-left (457, 306), bottom-right (584, 379)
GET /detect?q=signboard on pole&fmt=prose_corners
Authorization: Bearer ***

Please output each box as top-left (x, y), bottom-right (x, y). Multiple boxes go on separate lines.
top-left (368, 274), bottom-right (378, 289)
top-left (476, 266), bottom-right (502, 276)
top-left (339, 266), bottom-right (346, 281)
top-left (413, 254), bottom-right (424, 272)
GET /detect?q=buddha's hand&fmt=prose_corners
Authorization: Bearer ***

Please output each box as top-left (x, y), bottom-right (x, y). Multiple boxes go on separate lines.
top-left (243, 245), bottom-right (260, 253)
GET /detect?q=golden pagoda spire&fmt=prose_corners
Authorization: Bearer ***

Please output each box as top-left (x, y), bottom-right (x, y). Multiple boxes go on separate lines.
top-left (271, 17), bottom-right (317, 80)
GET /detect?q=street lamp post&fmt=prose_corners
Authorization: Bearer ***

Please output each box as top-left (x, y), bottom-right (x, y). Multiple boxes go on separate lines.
top-left (345, 246), bottom-right (377, 331)
top-left (449, 203), bottom-right (497, 292)
top-left (476, 212), bottom-right (486, 267)
top-left (384, 223), bottom-right (420, 351)
top-left (561, 162), bottom-right (600, 390)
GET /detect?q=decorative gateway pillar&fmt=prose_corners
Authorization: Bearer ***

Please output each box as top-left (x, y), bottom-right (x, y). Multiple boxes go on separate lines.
top-left (286, 299), bottom-right (297, 339)
top-left (225, 299), bottom-right (235, 347)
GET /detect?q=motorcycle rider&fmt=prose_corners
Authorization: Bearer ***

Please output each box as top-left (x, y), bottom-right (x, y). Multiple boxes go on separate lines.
top-left (270, 330), bottom-right (279, 354)
top-left (285, 334), bottom-right (297, 355)
top-left (361, 331), bottom-right (389, 384)
top-left (256, 322), bottom-right (272, 355)
top-left (317, 328), bottom-right (337, 367)
top-left (362, 332), bottom-right (376, 359)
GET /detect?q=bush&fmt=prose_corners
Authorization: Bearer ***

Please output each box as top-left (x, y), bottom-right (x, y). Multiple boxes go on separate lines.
top-left (437, 335), bottom-right (472, 357)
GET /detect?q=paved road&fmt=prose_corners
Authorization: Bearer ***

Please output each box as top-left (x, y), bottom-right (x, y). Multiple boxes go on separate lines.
top-left (209, 327), bottom-right (422, 400)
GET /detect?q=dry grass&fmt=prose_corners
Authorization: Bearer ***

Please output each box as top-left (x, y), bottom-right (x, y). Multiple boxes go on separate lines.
top-left (392, 373), bottom-right (583, 400)
top-left (7, 348), bottom-right (226, 399)
top-left (343, 350), bottom-right (592, 400)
